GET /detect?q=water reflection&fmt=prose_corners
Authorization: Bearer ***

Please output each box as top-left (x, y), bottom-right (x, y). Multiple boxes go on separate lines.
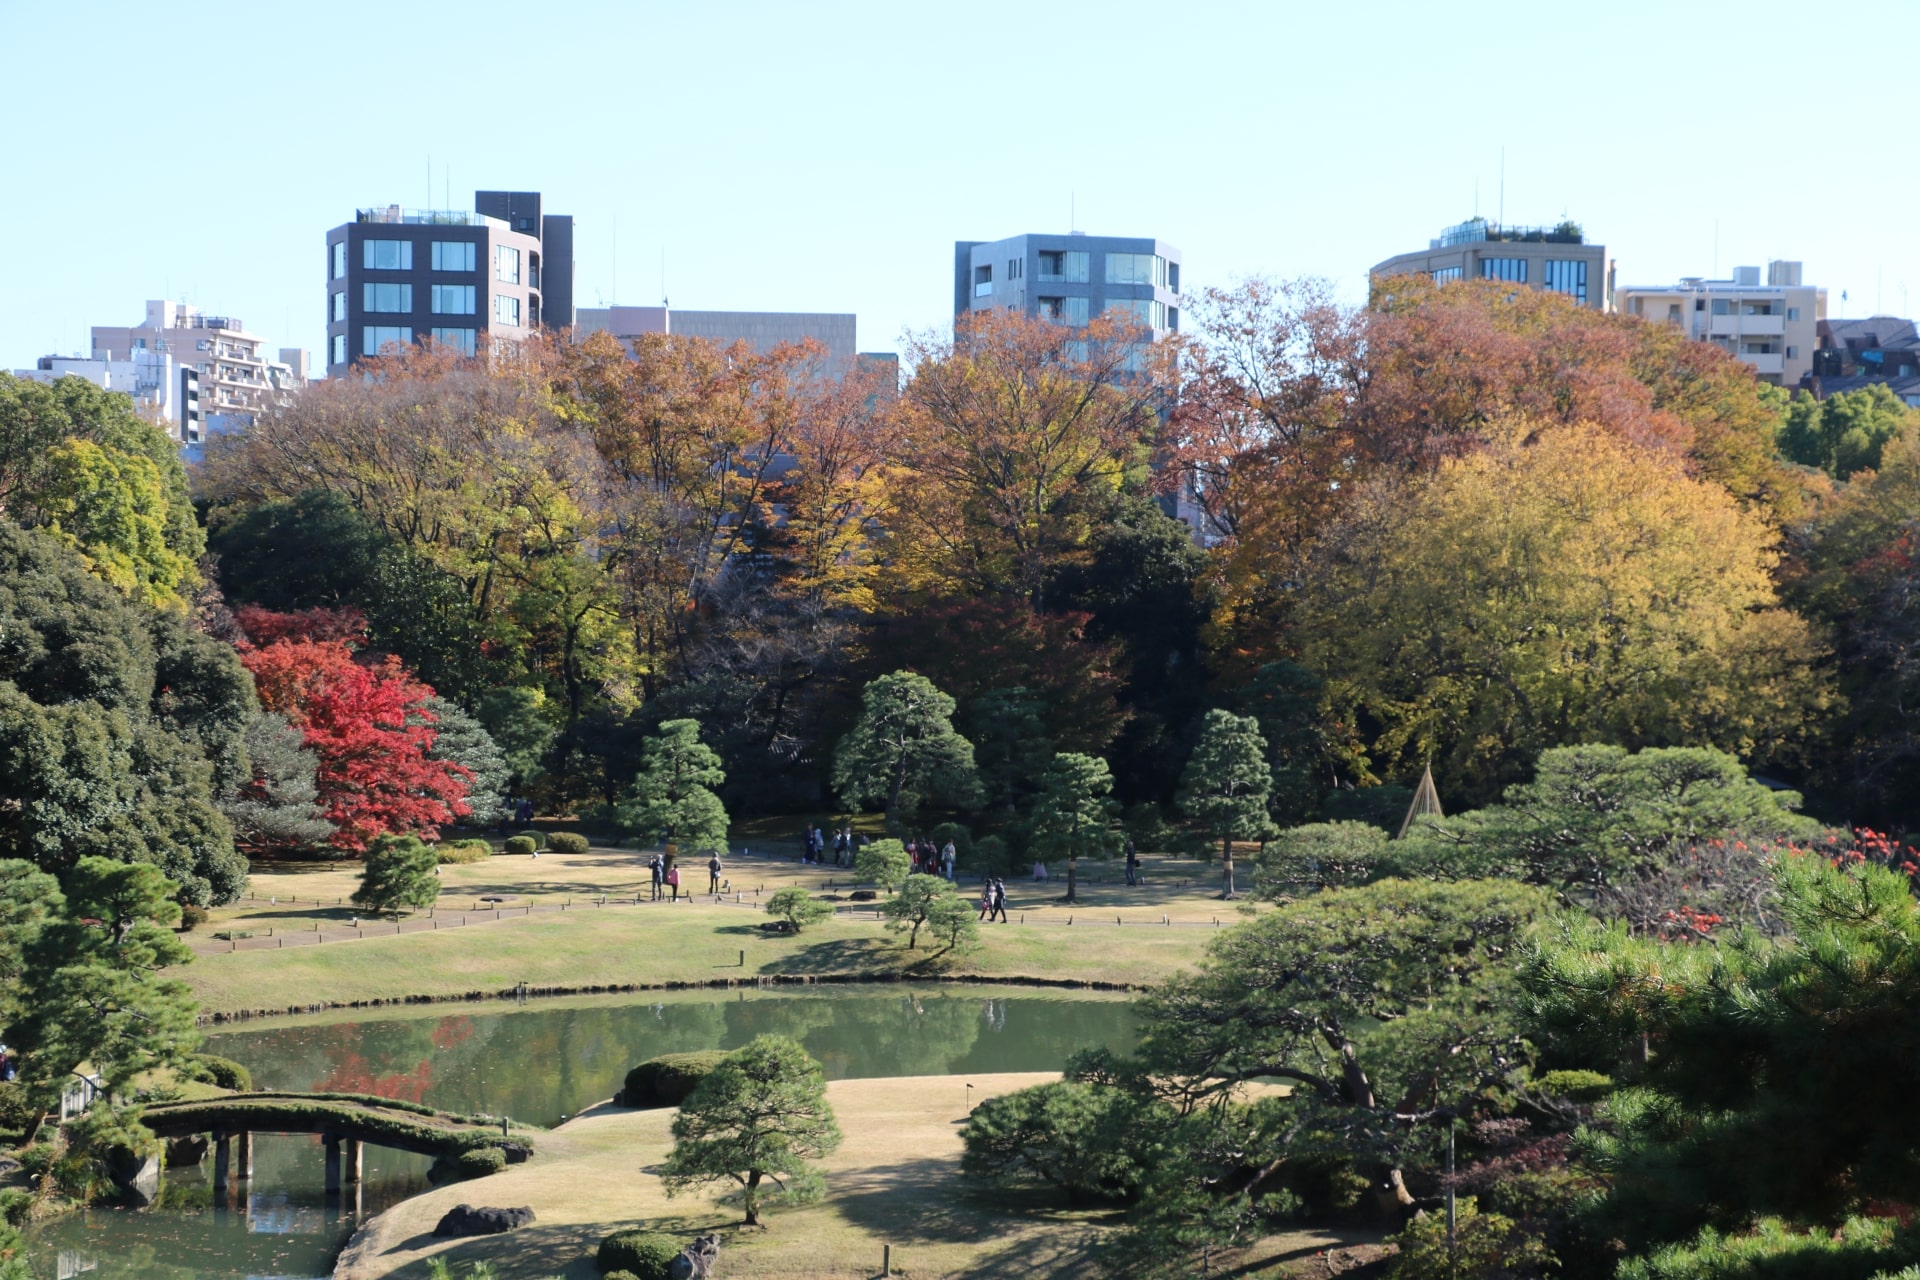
top-left (29, 986), bottom-right (1135, 1279)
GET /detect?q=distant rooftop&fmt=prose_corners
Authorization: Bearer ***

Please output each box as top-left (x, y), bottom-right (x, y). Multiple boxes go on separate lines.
top-left (355, 205), bottom-right (510, 230)
top-left (1436, 216), bottom-right (1585, 247)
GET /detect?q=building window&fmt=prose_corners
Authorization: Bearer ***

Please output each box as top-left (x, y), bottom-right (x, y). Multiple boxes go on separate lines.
top-left (363, 239), bottom-right (412, 271)
top-left (1480, 258), bottom-right (1528, 284)
top-left (1106, 253), bottom-right (1163, 286)
top-left (1431, 266), bottom-right (1463, 285)
top-left (331, 333), bottom-right (346, 365)
top-left (1007, 258), bottom-right (1023, 280)
top-left (331, 241), bottom-right (346, 279)
top-left (496, 294), bottom-right (521, 326)
top-left (973, 264), bottom-right (993, 298)
top-left (432, 241), bottom-right (476, 272)
top-left (1787, 306), bottom-right (1800, 321)
top-left (362, 326), bottom-right (412, 356)
top-left (432, 284), bottom-right (476, 315)
top-left (331, 291), bottom-right (347, 322)
top-left (1711, 298), bottom-right (1732, 316)
top-left (496, 246), bottom-right (520, 284)
top-left (1786, 345), bottom-right (1797, 359)
top-left (1106, 298), bottom-right (1156, 327)
top-left (1168, 262), bottom-right (1179, 294)
top-left (430, 327), bottom-right (478, 356)
top-left (1038, 250), bottom-right (1090, 283)
top-left (1542, 259), bottom-right (1587, 303)
top-left (363, 282), bottom-right (413, 313)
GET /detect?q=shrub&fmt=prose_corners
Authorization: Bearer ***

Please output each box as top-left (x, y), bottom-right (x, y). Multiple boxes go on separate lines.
top-left (16, 1143), bottom-right (56, 1179)
top-left (597, 1229), bottom-right (682, 1279)
top-left (622, 1051), bottom-right (730, 1108)
top-left (961, 1080), bottom-right (1156, 1203)
top-left (190, 1054), bottom-right (253, 1092)
top-left (0, 1186), bottom-right (31, 1226)
top-left (453, 1147), bottom-right (506, 1177)
top-left (515, 828), bottom-right (548, 849)
top-left (503, 835), bottom-right (537, 856)
top-left (1389, 1197), bottom-right (1551, 1280)
top-left (1537, 1068), bottom-right (1614, 1102)
top-left (178, 903), bottom-right (209, 929)
top-left (547, 831), bottom-right (590, 855)
top-left (765, 887), bottom-right (833, 933)
top-left (0, 1080), bottom-right (38, 1139)
top-left (353, 834), bottom-right (441, 916)
top-left (1254, 821), bottom-right (1389, 897)
top-left (436, 839), bottom-right (492, 864)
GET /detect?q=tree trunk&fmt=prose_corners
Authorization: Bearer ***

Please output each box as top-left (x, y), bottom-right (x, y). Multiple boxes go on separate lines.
top-left (1221, 837), bottom-right (1236, 900)
top-left (743, 1169), bottom-right (761, 1225)
top-left (1065, 854), bottom-right (1079, 904)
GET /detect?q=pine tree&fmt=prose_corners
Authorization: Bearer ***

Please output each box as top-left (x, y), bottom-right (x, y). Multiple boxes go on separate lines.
top-left (618, 719), bottom-right (728, 858)
top-left (423, 696), bottom-right (510, 827)
top-left (662, 1035), bottom-right (843, 1226)
top-left (1029, 752), bottom-right (1119, 905)
top-left (352, 834), bottom-right (441, 916)
top-left (222, 711), bottom-right (334, 854)
top-left (1177, 710), bottom-right (1277, 900)
top-left (833, 672), bottom-right (980, 825)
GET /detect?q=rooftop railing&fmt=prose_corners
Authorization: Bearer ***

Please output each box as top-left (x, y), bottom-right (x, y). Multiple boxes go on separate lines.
top-left (1438, 217), bottom-right (1585, 247)
top-left (356, 206), bottom-right (509, 230)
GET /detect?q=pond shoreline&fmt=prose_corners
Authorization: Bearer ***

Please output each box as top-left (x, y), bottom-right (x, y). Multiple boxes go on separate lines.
top-left (198, 970), bottom-right (1144, 1024)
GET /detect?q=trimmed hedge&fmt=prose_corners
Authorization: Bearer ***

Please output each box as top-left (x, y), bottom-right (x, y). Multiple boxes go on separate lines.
top-left (450, 1146), bottom-right (506, 1177)
top-left (191, 1054), bottom-right (253, 1091)
top-left (515, 828), bottom-right (548, 849)
top-left (547, 831), bottom-right (590, 855)
top-left (622, 1051), bottom-right (729, 1109)
top-left (598, 1230), bottom-right (681, 1279)
top-left (503, 835), bottom-right (537, 856)
top-left (437, 839), bottom-right (492, 864)
top-left (178, 904), bottom-right (209, 929)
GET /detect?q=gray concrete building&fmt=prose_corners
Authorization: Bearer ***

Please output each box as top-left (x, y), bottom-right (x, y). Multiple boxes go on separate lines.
top-left (1371, 217), bottom-right (1612, 311)
top-left (88, 300), bottom-right (307, 438)
top-left (954, 232), bottom-right (1182, 334)
top-left (1618, 262), bottom-right (1824, 386)
top-left (573, 305), bottom-right (860, 367)
top-left (324, 189), bottom-right (575, 376)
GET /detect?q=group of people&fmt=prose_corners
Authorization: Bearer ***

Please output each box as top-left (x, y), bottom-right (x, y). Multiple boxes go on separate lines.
top-left (645, 851), bottom-right (726, 901)
top-left (496, 796), bottom-right (536, 833)
top-left (908, 835), bottom-right (958, 880)
top-left (977, 878), bottom-right (1010, 922)
top-left (802, 824), bottom-right (863, 867)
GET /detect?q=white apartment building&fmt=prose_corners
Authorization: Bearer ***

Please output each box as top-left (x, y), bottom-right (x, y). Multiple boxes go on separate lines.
top-left (1617, 262), bottom-right (1825, 386)
top-left (90, 301), bottom-right (308, 428)
top-left (12, 349), bottom-right (201, 442)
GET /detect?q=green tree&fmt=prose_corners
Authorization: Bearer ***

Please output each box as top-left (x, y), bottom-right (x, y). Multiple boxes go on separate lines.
top-left (475, 685), bottom-right (558, 788)
top-left (423, 696), bottom-right (510, 827)
top-left (0, 860), bottom-right (61, 1036)
top-left (1176, 710), bottom-right (1277, 900)
top-left (221, 711), bottom-right (333, 855)
top-left (13, 857), bottom-right (199, 1104)
top-left (961, 1079), bottom-right (1162, 1203)
top-left (854, 838), bottom-right (911, 894)
top-left (1527, 854), bottom-right (1920, 1256)
top-left (1029, 752), bottom-right (1120, 904)
top-left (1394, 743), bottom-right (1821, 897)
top-left (832, 671), bottom-right (980, 824)
top-left (618, 719), bottom-right (728, 855)
top-left (1252, 821), bottom-right (1389, 898)
top-left (959, 686), bottom-right (1054, 820)
top-left (924, 890), bottom-right (982, 954)
top-left (1778, 384), bottom-right (1917, 479)
top-left (1237, 661), bottom-right (1345, 826)
top-left (765, 887), bottom-right (833, 934)
top-left (883, 873), bottom-right (968, 950)
top-left (206, 488), bottom-right (393, 610)
top-left (352, 834), bottom-right (441, 916)
top-left (661, 1034), bottom-right (843, 1226)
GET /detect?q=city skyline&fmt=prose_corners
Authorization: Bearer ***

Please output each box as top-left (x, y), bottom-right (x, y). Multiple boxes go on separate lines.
top-left (4, 0), bottom-right (1916, 371)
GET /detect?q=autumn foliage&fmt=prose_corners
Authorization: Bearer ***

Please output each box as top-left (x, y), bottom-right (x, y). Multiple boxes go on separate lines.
top-left (236, 608), bottom-right (470, 852)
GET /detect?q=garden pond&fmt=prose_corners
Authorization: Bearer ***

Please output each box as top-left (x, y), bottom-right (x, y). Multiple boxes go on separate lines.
top-left (25, 983), bottom-right (1138, 1279)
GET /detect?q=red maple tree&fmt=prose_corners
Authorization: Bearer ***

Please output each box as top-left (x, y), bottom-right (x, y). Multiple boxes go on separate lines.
top-left (236, 609), bottom-right (470, 852)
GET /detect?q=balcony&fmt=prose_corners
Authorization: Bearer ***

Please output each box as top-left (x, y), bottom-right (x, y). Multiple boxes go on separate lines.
top-left (974, 281), bottom-right (993, 298)
top-left (1709, 314), bottom-right (1785, 337)
top-left (1738, 352), bottom-right (1785, 376)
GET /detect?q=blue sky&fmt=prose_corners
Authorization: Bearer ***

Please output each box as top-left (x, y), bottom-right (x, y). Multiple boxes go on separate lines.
top-left (3, 0), bottom-right (1914, 367)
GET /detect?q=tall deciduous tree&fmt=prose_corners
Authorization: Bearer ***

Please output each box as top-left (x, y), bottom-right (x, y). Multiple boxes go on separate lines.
top-left (890, 309), bottom-right (1167, 607)
top-left (1301, 424), bottom-right (1828, 803)
top-left (832, 671), bottom-right (980, 824)
top-left (1176, 711), bottom-right (1277, 900)
top-left (1029, 752), bottom-right (1119, 905)
top-left (661, 1034), bottom-right (843, 1226)
top-left (618, 718), bottom-right (728, 855)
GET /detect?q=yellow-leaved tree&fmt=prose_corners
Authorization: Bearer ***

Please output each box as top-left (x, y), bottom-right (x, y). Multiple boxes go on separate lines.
top-left (1301, 423), bottom-right (1831, 802)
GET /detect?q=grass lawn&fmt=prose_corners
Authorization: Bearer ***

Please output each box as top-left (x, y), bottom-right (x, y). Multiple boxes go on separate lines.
top-left (332, 1073), bottom-right (1385, 1280)
top-left (182, 842), bottom-right (1244, 1016)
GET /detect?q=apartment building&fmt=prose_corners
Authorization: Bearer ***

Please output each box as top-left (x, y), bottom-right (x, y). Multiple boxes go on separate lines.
top-left (90, 300), bottom-right (305, 431)
top-left (12, 348), bottom-right (200, 442)
top-left (324, 189), bottom-right (575, 376)
top-left (953, 232), bottom-right (1182, 335)
top-left (1371, 217), bottom-right (1613, 311)
top-left (575, 305), bottom-right (859, 366)
top-left (1618, 262), bottom-right (1824, 386)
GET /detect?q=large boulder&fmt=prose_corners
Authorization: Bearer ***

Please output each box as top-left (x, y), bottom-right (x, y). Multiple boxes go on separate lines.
top-left (670, 1234), bottom-right (722, 1280)
top-left (433, 1204), bottom-right (536, 1237)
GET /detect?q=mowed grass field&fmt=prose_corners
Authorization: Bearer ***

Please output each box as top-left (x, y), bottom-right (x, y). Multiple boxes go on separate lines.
top-left (182, 839), bottom-right (1247, 1016)
top-left (333, 1073), bottom-right (1379, 1280)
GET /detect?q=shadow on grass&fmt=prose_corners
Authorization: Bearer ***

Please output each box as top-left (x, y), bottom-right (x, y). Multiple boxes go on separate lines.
top-left (833, 1158), bottom-right (1122, 1250)
top-left (758, 937), bottom-right (901, 975)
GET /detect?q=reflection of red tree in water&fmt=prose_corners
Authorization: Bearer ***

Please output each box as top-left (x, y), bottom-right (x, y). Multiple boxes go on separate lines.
top-left (432, 1017), bottom-right (474, 1051)
top-left (308, 1015), bottom-right (474, 1102)
top-left (314, 1050), bottom-right (434, 1104)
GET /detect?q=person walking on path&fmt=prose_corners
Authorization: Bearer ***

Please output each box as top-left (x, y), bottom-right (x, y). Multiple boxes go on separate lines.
top-left (941, 839), bottom-right (957, 881)
top-left (649, 855), bottom-right (664, 902)
top-left (1125, 837), bottom-right (1139, 887)
top-left (707, 853), bottom-right (723, 894)
top-left (835, 827), bottom-right (851, 867)
top-left (978, 881), bottom-right (994, 921)
top-left (990, 878), bottom-right (1008, 923)
top-left (666, 862), bottom-right (682, 903)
